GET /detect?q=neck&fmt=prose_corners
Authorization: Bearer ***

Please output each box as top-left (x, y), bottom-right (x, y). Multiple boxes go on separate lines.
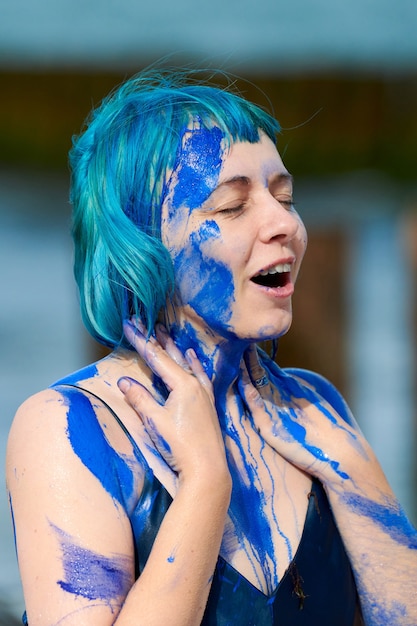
top-left (166, 309), bottom-right (249, 398)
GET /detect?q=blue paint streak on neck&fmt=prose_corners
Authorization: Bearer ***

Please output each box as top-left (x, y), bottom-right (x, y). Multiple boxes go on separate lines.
top-left (51, 523), bottom-right (131, 603)
top-left (63, 388), bottom-right (135, 507)
top-left (170, 320), bottom-right (216, 380)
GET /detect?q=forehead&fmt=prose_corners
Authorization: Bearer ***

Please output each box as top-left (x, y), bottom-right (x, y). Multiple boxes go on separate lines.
top-left (219, 132), bottom-right (287, 184)
top-left (169, 125), bottom-right (225, 212)
top-left (167, 126), bottom-right (288, 213)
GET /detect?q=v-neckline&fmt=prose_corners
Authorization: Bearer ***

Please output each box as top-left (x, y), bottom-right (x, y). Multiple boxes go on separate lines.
top-left (216, 479), bottom-right (318, 599)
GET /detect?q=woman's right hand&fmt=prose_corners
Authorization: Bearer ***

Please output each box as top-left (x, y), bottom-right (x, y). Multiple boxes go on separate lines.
top-left (119, 319), bottom-right (229, 483)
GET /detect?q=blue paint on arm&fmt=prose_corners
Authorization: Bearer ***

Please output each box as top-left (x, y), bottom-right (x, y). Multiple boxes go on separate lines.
top-left (342, 492), bottom-right (417, 549)
top-left (51, 523), bottom-right (131, 603)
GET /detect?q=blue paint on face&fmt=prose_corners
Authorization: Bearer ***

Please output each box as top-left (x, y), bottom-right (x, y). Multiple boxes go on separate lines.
top-left (171, 125), bottom-right (224, 212)
top-left (63, 388), bottom-right (135, 507)
top-left (342, 493), bottom-right (417, 549)
top-left (51, 523), bottom-right (131, 603)
top-left (172, 221), bottom-right (235, 335)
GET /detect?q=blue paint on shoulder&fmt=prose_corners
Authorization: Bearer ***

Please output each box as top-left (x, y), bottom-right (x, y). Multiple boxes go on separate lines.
top-left (52, 363), bottom-right (99, 387)
top-left (62, 387), bottom-right (134, 506)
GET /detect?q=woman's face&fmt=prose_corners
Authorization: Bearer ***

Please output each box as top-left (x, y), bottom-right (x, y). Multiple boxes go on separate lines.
top-left (161, 125), bottom-right (307, 342)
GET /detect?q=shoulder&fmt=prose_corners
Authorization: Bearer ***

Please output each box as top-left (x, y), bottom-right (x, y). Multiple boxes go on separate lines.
top-left (282, 367), bottom-right (356, 427)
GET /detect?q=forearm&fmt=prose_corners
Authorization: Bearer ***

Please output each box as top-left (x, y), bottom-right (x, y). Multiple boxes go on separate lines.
top-left (115, 474), bottom-right (231, 626)
top-left (325, 449), bottom-right (417, 625)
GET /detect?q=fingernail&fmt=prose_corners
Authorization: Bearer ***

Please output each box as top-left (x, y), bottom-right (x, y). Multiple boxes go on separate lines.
top-left (124, 319), bottom-right (145, 337)
top-left (117, 377), bottom-right (132, 393)
top-left (129, 317), bottom-right (147, 334)
top-left (156, 322), bottom-right (168, 334)
top-left (185, 348), bottom-right (197, 363)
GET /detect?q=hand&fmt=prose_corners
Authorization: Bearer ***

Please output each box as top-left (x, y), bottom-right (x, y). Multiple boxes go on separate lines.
top-left (118, 320), bottom-right (229, 482)
top-left (240, 349), bottom-right (365, 487)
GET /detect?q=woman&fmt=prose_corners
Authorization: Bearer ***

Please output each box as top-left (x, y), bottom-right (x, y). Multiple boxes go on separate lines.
top-left (6, 69), bottom-right (417, 625)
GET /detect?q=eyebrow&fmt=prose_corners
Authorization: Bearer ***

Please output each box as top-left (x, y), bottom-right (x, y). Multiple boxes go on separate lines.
top-left (215, 172), bottom-right (294, 192)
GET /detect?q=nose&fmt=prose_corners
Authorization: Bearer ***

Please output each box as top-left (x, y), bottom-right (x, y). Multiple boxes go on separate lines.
top-left (257, 193), bottom-right (302, 243)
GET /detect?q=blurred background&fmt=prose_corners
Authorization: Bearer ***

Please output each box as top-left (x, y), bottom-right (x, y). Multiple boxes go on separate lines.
top-left (1, 0), bottom-right (417, 620)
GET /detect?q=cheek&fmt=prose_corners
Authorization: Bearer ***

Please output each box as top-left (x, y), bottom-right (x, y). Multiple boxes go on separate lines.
top-left (172, 221), bottom-right (236, 328)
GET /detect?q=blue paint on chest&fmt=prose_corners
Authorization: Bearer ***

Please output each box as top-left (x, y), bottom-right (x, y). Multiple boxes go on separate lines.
top-left (172, 125), bottom-right (224, 211)
top-left (52, 523), bottom-right (131, 603)
top-left (63, 388), bottom-right (135, 507)
top-left (219, 393), bottom-right (279, 590)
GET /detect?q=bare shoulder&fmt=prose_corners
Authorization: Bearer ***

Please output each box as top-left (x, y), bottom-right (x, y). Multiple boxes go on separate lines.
top-left (7, 387), bottom-right (71, 463)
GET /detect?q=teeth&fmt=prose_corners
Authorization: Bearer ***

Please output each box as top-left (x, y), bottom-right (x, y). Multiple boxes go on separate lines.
top-left (258, 263), bottom-right (291, 276)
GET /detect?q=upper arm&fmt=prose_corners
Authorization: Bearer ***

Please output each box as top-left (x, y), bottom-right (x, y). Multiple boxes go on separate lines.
top-left (6, 388), bottom-right (139, 625)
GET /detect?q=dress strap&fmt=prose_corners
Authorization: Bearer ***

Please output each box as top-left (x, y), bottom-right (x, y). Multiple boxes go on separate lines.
top-left (52, 383), bottom-right (145, 461)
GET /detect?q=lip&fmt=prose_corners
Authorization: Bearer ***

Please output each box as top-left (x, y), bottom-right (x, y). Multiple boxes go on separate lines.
top-left (249, 256), bottom-right (295, 299)
top-left (250, 279), bottom-right (295, 299)
top-left (251, 256), bottom-right (296, 277)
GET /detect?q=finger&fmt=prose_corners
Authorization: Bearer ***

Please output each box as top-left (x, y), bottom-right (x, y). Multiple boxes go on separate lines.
top-left (244, 345), bottom-right (269, 388)
top-left (117, 376), bottom-right (162, 416)
top-left (155, 323), bottom-right (191, 371)
top-left (124, 320), bottom-right (197, 391)
top-left (238, 361), bottom-right (264, 409)
top-left (185, 349), bottom-right (213, 395)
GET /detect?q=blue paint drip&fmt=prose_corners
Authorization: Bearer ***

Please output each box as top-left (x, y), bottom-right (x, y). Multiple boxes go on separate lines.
top-left (221, 393), bottom-right (279, 591)
top-left (63, 388), bottom-right (135, 507)
top-left (342, 492), bottom-right (417, 549)
top-left (51, 523), bottom-right (131, 602)
top-left (171, 125), bottom-right (224, 211)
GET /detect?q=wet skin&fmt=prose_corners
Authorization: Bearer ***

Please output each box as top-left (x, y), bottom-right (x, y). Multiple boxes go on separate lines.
top-left (7, 124), bottom-right (417, 626)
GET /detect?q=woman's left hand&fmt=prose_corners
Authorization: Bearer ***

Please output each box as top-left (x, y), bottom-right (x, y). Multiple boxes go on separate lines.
top-left (240, 346), bottom-right (365, 487)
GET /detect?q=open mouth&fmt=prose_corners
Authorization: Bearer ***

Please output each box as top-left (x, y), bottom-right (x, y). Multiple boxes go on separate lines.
top-left (251, 263), bottom-right (292, 288)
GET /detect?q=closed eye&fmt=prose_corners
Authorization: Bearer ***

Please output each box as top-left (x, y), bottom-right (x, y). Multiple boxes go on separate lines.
top-left (277, 199), bottom-right (296, 210)
top-left (217, 203), bottom-right (246, 216)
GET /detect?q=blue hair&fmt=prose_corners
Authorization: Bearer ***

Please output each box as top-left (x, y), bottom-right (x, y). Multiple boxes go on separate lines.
top-left (69, 68), bottom-right (281, 348)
